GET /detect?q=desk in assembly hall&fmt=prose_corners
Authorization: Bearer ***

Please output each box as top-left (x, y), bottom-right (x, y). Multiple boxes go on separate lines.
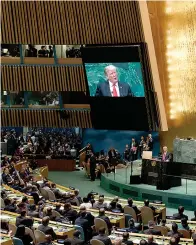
top-left (0, 234), bottom-right (12, 245)
top-left (166, 219), bottom-right (196, 234)
top-left (47, 201), bottom-right (125, 228)
top-left (2, 185), bottom-right (34, 204)
top-left (36, 159), bottom-right (75, 171)
top-left (94, 196), bottom-right (166, 220)
top-left (1, 211), bottom-right (75, 238)
top-left (109, 231), bottom-right (193, 245)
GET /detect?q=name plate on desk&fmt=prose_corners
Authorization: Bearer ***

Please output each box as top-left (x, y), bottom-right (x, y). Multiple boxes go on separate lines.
top-left (148, 172), bottom-right (158, 178)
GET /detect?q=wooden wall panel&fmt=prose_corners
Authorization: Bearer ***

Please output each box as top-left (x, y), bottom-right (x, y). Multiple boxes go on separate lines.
top-left (1, 66), bottom-right (86, 92)
top-left (1, 1), bottom-right (144, 44)
top-left (1, 109), bottom-right (92, 128)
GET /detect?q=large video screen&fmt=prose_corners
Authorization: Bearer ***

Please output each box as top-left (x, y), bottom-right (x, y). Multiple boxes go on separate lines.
top-left (85, 62), bottom-right (145, 97)
top-left (81, 45), bottom-right (158, 131)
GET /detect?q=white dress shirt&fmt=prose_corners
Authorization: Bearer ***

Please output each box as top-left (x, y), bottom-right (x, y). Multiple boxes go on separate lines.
top-left (109, 81), bottom-right (120, 97)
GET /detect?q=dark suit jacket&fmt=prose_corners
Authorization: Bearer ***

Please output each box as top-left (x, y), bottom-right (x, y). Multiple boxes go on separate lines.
top-left (173, 213), bottom-right (188, 220)
top-left (162, 152), bottom-right (173, 162)
top-left (15, 216), bottom-right (34, 228)
top-left (75, 216), bottom-right (92, 241)
top-left (92, 234), bottom-right (112, 245)
top-left (144, 228), bottom-right (161, 235)
top-left (38, 224), bottom-right (57, 240)
top-left (28, 210), bottom-right (39, 218)
top-left (122, 239), bottom-right (133, 245)
top-left (95, 81), bottom-right (134, 97)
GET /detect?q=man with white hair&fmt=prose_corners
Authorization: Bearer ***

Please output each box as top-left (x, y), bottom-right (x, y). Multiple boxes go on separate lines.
top-left (162, 146), bottom-right (172, 162)
top-left (95, 65), bottom-right (134, 97)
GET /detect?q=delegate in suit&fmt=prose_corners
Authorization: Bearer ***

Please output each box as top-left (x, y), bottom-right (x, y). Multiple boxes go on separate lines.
top-left (95, 65), bottom-right (134, 97)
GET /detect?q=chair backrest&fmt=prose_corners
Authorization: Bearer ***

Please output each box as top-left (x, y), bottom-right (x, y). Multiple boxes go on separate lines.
top-left (90, 239), bottom-right (105, 245)
top-left (13, 237), bottom-right (24, 245)
top-left (9, 223), bottom-right (17, 236)
top-left (94, 218), bottom-right (109, 235)
top-left (124, 206), bottom-right (137, 221)
top-left (74, 225), bottom-right (85, 241)
top-left (40, 188), bottom-right (49, 200)
top-left (25, 227), bottom-right (36, 245)
top-left (46, 189), bottom-right (56, 201)
top-left (34, 230), bottom-right (46, 244)
top-left (52, 210), bottom-right (62, 218)
top-left (154, 225), bottom-right (168, 236)
top-left (1, 198), bottom-right (5, 209)
top-left (140, 206), bottom-right (154, 225)
top-left (178, 229), bottom-right (191, 239)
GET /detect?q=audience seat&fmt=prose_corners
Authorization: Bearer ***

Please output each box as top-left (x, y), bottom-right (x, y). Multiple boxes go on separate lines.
top-left (25, 227), bottom-right (36, 245)
top-left (140, 206), bottom-right (159, 225)
top-left (40, 188), bottom-right (49, 200)
top-left (178, 229), bottom-right (191, 239)
top-left (13, 237), bottom-right (24, 245)
top-left (75, 225), bottom-right (85, 241)
top-left (94, 218), bottom-right (109, 235)
top-left (46, 189), bottom-right (56, 201)
top-left (90, 239), bottom-right (105, 245)
top-left (124, 206), bottom-right (138, 221)
top-left (1, 198), bottom-right (5, 209)
top-left (154, 225), bottom-right (168, 236)
top-left (34, 230), bottom-right (46, 244)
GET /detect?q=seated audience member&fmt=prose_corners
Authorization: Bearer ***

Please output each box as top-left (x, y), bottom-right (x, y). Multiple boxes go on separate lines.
top-left (61, 203), bottom-right (78, 224)
top-left (79, 206), bottom-right (95, 227)
top-left (108, 201), bottom-right (122, 213)
top-left (97, 208), bottom-right (112, 231)
top-left (75, 211), bottom-right (92, 241)
top-left (21, 196), bottom-right (30, 210)
top-left (4, 198), bottom-right (17, 212)
top-left (92, 227), bottom-right (112, 245)
top-left (74, 190), bottom-right (82, 205)
top-left (2, 167), bottom-right (14, 185)
top-left (80, 197), bottom-right (92, 209)
top-left (126, 198), bottom-right (140, 214)
top-left (28, 204), bottom-right (39, 218)
top-left (64, 230), bottom-right (84, 245)
top-left (14, 225), bottom-right (33, 245)
top-left (50, 183), bottom-right (64, 199)
top-left (173, 206), bottom-right (188, 220)
top-left (112, 197), bottom-right (123, 211)
top-left (121, 232), bottom-right (133, 245)
top-left (38, 235), bottom-right (53, 245)
top-left (172, 234), bottom-right (181, 245)
top-left (147, 235), bottom-right (158, 245)
top-left (178, 217), bottom-right (190, 230)
top-left (16, 202), bottom-right (27, 214)
top-left (125, 218), bottom-right (139, 233)
top-left (43, 207), bottom-right (56, 221)
top-left (93, 197), bottom-right (108, 210)
top-left (167, 223), bottom-right (183, 238)
top-left (139, 240), bottom-right (148, 245)
top-left (55, 203), bottom-right (62, 213)
top-left (144, 221), bottom-right (161, 235)
top-left (38, 216), bottom-right (57, 240)
top-left (191, 210), bottom-right (196, 221)
top-left (66, 193), bottom-right (79, 206)
top-left (16, 210), bottom-right (34, 228)
top-left (143, 199), bottom-right (156, 212)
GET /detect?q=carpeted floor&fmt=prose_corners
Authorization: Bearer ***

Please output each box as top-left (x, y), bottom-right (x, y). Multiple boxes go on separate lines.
top-left (48, 169), bottom-right (195, 219)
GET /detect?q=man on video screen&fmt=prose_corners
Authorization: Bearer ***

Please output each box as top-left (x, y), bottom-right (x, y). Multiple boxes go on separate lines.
top-left (95, 65), bottom-right (134, 97)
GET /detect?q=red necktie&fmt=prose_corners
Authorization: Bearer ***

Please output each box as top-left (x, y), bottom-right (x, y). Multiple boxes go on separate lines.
top-left (112, 84), bottom-right (118, 97)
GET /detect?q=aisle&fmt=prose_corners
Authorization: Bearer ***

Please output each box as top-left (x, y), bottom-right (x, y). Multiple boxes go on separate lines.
top-left (48, 169), bottom-right (113, 197)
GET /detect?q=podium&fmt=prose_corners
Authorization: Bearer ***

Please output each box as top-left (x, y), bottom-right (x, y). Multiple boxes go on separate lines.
top-left (141, 159), bottom-right (181, 190)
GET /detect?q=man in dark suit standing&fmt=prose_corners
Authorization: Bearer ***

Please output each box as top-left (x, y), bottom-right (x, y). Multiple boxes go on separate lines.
top-left (90, 152), bottom-right (96, 181)
top-left (162, 146), bottom-right (173, 162)
top-left (95, 65), bottom-right (134, 97)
